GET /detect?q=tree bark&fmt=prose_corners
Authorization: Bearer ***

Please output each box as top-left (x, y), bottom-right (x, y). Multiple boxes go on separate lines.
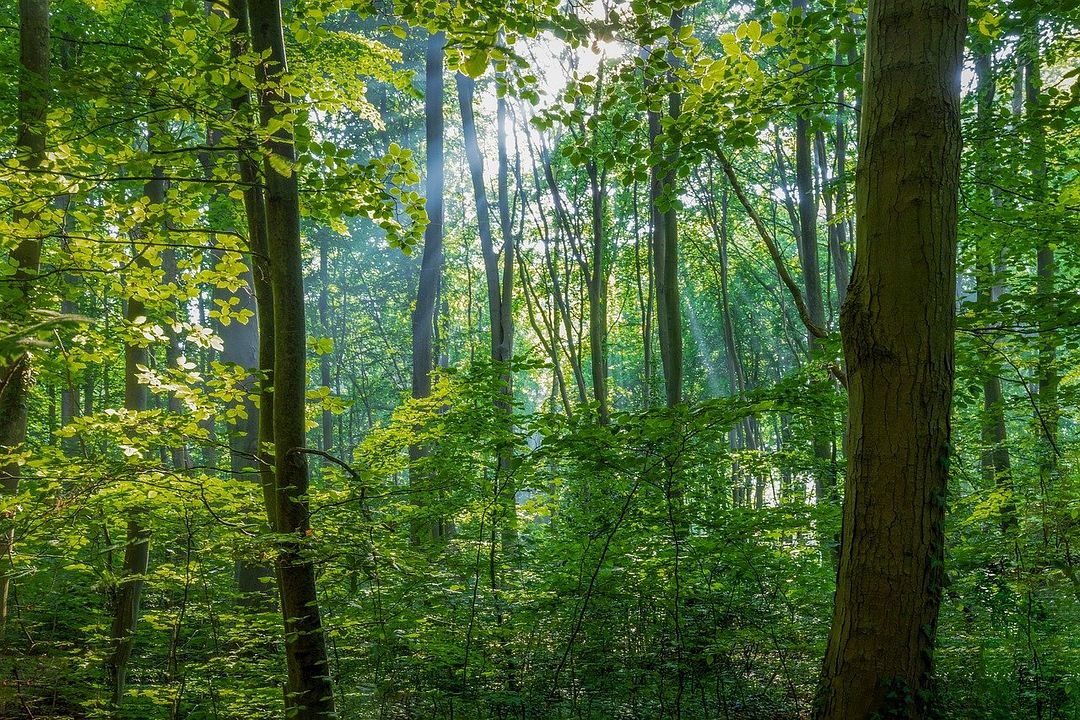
top-left (107, 161), bottom-right (164, 716)
top-left (649, 10), bottom-right (684, 408)
top-left (0, 0), bottom-right (49, 635)
top-left (318, 229), bottom-right (333, 453)
top-left (972, 50), bottom-right (1015, 533)
top-left (814, 0), bottom-right (964, 717)
top-left (229, 0), bottom-right (277, 535)
top-left (1023, 31), bottom-right (1057, 500)
top-left (248, 1), bottom-right (336, 716)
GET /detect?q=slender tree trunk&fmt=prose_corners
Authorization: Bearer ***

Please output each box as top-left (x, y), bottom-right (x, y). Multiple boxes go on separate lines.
top-left (788, 1), bottom-right (832, 503)
top-left (650, 10), bottom-right (684, 408)
top-left (814, 0), bottom-right (964, 717)
top-left (815, 131), bottom-right (849, 306)
top-left (410, 30), bottom-right (446, 544)
top-left (0, 0), bottom-right (49, 635)
top-left (972, 51), bottom-right (1015, 533)
top-left (248, 2), bottom-right (336, 716)
top-left (1023, 31), bottom-right (1057, 502)
top-left (230, 0), bottom-right (277, 535)
top-left (318, 230), bottom-right (333, 453)
top-left (107, 162), bottom-right (164, 716)
top-left (586, 162), bottom-right (609, 424)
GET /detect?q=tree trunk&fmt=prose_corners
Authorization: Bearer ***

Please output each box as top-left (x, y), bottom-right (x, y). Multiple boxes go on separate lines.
top-left (0, 0), bottom-right (49, 635)
top-left (814, 0), bottom-right (964, 717)
top-left (248, 1), bottom-right (336, 716)
top-left (107, 163), bottom-right (164, 715)
top-left (318, 230), bottom-right (333, 453)
top-left (649, 10), bottom-right (684, 409)
top-left (1023, 31), bottom-right (1057, 501)
top-left (586, 161), bottom-right (609, 424)
top-left (788, 0), bottom-right (833, 503)
top-left (410, 30), bottom-right (446, 544)
top-left (972, 50), bottom-right (1015, 533)
top-left (229, 0), bottom-right (277, 535)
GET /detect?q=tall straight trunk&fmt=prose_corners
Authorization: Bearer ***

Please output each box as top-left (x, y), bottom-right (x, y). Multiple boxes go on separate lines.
top-left (410, 30), bottom-right (446, 543)
top-left (649, 10), bottom-right (684, 408)
top-left (814, 0), bottom-right (964, 716)
top-left (789, 0), bottom-right (831, 502)
top-left (830, 41), bottom-right (852, 304)
top-left (318, 230), bottom-right (333, 453)
top-left (229, 0), bottom-right (277, 544)
top-left (586, 163), bottom-right (609, 425)
top-left (972, 51), bottom-right (1014, 532)
top-left (814, 131), bottom-right (849, 306)
top-left (107, 163), bottom-right (164, 716)
top-left (248, 2), bottom-right (336, 717)
top-left (216, 257), bottom-right (267, 595)
top-left (1023, 32), bottom-right (1057, 497)
top-left (0, 0), bottom-right (49, 635)
top-left (631, 182), bottom-right (654, 408)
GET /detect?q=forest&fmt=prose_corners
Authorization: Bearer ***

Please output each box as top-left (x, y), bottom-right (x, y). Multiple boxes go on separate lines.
top-left (0, 0), bottom-right (1077, 718)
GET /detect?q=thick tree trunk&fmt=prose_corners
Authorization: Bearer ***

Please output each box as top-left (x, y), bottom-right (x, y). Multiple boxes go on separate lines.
top-left (814, 0), bottom-right (964, 717)
top-left (0, 0), bottom-right (49, 635)
top-left (248, 1), bottom-right (336, 717)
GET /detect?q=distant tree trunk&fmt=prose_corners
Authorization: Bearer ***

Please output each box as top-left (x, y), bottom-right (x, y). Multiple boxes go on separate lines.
top-left (649, 9), bottom-right (684, 408)
top-left (248, 1), bottom-right (336, 717)
top-left (1023, 32), bottom-right (1057, 501)
top-left (229, 0), bottom-right (276, 534)
top-left (814, 0), bottom-right (964, 717)
top-left (583, 155), bottom-right (610, 424)
top-left (410, 30), bottom-right (446, 544)
top-left (631, 182), bottom-right (654, 408)
top-left (789, 0), bottom-right (832, 503)
top-left (318, 229), bottom-right (333, 453)
top-left (535, 146), bottom-right (590, 406)
top-left (107, 162), bottom-right (164, 716)
top-left (830, 39), bottom-right (852, 304)
top-left (216, 258), bottom-right (268, 596)
top-left (972, 50), bottom-right (1014, 533)
top-left (814, 131), bottom-right (849, 306)
top-left (0, 0), bottom-right (49, 635)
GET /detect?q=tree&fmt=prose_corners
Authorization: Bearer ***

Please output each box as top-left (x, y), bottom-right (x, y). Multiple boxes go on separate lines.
top-left (248, 1), bottom-right (336, 716)
top-left (0, 0), bottom-right (49, 634)
top-left (410, 29), bottom-right (447, 543)
top-left (814, 0), bottom-right (965, 717)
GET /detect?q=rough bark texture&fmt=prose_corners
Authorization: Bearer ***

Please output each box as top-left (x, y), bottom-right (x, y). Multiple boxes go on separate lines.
top-left (0, 0), bottom-right (49, 634)
top-left (814, 0), bottom-right (964, 717)
top-left (249, 1), bottom-right (336, 716)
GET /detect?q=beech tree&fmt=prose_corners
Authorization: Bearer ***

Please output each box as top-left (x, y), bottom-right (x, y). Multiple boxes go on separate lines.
top-left (814, 0), bottom-right (966, 716)
top-left (248, 0), bottom-right (336, 716)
